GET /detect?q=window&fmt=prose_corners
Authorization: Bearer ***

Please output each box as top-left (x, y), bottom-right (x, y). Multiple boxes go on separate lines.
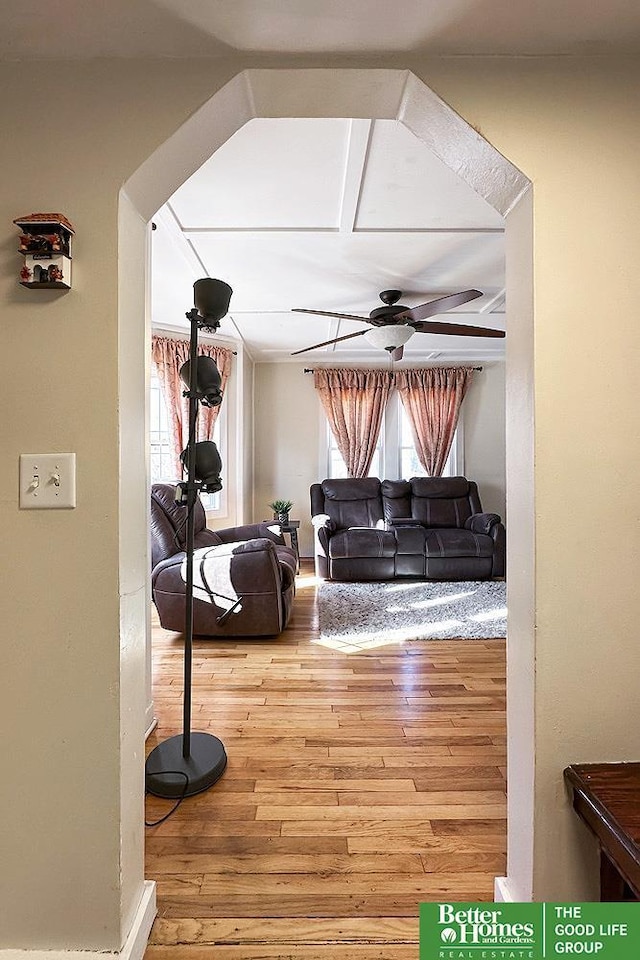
top-left (149, 372), bottom-right (175, 484)
top-left (327, 426), bottom-right (382, 479)
top-left (397, 400), bottom-right (456, 477)
top-left (323, 394), bottom-right (458, 480)
top-left (149, 370), bottom-right (221, 512)
top-left (399, 402), bottom-right (428, 478)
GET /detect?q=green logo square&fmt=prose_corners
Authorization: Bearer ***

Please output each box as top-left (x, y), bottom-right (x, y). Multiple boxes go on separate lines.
top-left (420, 903), bottom-right (640, 960)
top-left (421, 902), bottom-right (540, 959)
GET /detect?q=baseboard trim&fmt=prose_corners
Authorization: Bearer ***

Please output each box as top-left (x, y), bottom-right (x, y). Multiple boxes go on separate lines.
top-left (120, 881), bottom-right (157, 960)
top-left (0, 880), bottom-right (156, 960)
top-left (494, 875), bottom-right (515, 902)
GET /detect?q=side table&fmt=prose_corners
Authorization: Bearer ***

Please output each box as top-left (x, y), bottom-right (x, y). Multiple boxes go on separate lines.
top-left (265, 519), bottom-right (300, 572)
top-left (279, 520), bottom-right (300, 572)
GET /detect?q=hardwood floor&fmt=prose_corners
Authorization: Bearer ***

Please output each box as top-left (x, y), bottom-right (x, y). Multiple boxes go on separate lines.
top-left (144, 563), bottom-right (506, 959)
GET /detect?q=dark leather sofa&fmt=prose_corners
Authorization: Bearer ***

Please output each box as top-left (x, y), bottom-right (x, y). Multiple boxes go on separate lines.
top-left (151, 483), bottom-right (297, 637)
top-left (311, 476), bottom-right (505, 582)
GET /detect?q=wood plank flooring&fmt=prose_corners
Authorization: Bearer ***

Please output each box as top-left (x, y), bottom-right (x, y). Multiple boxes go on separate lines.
top-left (144, 563), bottom-right (506, 959)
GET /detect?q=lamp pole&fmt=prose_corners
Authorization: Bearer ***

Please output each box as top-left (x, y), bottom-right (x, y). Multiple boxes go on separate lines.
top-left (181, 305), bottom-right (201, 760)
top-left (145, 281), bottom-right (231, 800)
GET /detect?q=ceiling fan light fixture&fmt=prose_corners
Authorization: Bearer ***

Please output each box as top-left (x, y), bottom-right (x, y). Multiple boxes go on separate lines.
top-left (291, 288), bottom-right (497, 356)
top-left (364, 325), bottom-right (413, 352)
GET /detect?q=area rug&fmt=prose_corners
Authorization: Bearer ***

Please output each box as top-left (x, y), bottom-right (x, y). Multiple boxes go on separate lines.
top-left (318, 580), bottom-right (506, 648)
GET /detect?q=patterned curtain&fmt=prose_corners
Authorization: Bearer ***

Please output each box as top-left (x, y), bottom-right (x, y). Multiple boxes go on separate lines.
top-left (151, 335), bottom-right (233, 477)
top-left (313, 368), bottom-right (393, 478)
top-left (395, 366), bottom-right (474, 477)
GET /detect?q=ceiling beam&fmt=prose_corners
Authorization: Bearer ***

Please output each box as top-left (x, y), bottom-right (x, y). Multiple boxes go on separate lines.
top-left (479, 287), bottom-right (506, 313)
top-left (162, 202), bottom-right (254, 358)
top-left (338, 119), bottom-right (372, 234)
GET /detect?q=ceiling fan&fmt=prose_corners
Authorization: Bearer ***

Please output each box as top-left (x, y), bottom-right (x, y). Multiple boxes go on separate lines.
top-left (291, 288), bottom-right (504, 361)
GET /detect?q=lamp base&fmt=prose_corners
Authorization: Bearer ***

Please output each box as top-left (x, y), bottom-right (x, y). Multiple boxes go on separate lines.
top-left (145, 731), bottom-right (227, 798)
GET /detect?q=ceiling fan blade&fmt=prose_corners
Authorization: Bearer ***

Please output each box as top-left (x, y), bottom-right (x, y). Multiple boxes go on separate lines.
top-left (291, 330), bottom-right (368, 356)
top-left (396, 289), bottom-right (483, 322)
top-left (390, 345), bottom-right (404, 362)
top-left (292, 308), bottom-right (370, 322)
top-left (411, 319), bottom-right (505, 338)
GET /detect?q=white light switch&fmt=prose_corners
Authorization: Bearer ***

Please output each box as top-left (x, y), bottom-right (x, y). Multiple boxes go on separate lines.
top-left (20, 453), bottom-right (76, 509)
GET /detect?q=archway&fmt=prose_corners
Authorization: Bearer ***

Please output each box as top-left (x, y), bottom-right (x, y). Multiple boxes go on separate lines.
top-left (119, 68), bottom-right (534, 926)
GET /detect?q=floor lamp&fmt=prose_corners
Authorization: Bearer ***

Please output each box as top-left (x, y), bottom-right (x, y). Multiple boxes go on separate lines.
top-left (145, 278), bottom-right (232, 799)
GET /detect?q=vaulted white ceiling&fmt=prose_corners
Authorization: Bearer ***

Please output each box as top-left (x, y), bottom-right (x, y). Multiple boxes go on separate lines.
top-left (151, 118), bottom-right (506, 364)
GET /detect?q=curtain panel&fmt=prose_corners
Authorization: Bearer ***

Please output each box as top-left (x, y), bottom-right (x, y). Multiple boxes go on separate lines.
top-left (395, 366), bottom-right (474, 477)
top-left (313, 368), bottom-right (393, 478)
top-left (151, 335), bottom-right (233, 478)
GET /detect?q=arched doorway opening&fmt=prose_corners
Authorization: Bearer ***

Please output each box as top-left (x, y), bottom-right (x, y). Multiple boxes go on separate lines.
top-left (118, 68), bottom-right (534, 930)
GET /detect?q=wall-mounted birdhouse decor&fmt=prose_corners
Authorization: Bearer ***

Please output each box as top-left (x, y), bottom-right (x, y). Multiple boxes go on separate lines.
top-left (14, 213), bottom-right (74, 289)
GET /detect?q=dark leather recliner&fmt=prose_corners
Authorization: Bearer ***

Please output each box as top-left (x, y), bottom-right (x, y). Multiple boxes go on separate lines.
top-left (151, 484), bottom-right (296, 637)
top-left (311, 476), bottom-right (505, 582)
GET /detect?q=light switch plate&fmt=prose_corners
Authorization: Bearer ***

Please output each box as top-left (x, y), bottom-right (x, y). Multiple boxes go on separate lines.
top-left (19, 453), bottom-right (76, 509)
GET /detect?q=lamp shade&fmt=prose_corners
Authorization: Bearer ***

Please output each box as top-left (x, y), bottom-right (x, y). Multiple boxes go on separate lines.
top-left (181, 441), bottom-right (223, 492)
top-left (179, 356), bottom-right (223, 407)
top-left (194, 278), bottom-right (232, 324)
top-left (364, 324), bottom-right (413, 352)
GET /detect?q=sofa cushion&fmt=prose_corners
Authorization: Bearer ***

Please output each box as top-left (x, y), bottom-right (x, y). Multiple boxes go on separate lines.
top-left (329, 527), bottom-right (396, 559)
top-left (151, 501), bottom-right (182, 569)
top-left (381, 479), bottom-right (411, 521)
top-left (152, 482), bottom-right (209, 539)
top-left (410, 477), bottom-right (471, 499)
top-left (151, 482), bottom-right (219, 568)
top-left (409, 478), bottom-right (473, 529)
top-left (322, 477), bottom-right (381, 500)
top-left (194, 529), bottom-right (223, 551)
top-left (424, 528), bottom-right (494, 559)
top-left (393, 525), bottom-right (427, 555)
top-left (412, 496), bottom-right (473, 529)
top-left (320, 478), bottom-right (384, 530)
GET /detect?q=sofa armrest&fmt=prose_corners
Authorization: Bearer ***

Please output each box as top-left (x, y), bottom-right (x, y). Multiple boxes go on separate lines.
top-left (151, 551), bottom-right (186, 590)
top-left (465, 512), bottom-right (502, 535)
top-left (465, 513), bottom-right (506, 577)
top-left (386, 517), bottom-right (423, 528)
top-left (311, 514), bottom-right (334, 579)
top-left (311, 513), bottom-right (335, 545)
top-left (312, 513), bottom-right (334, 531)
top-left (214, 521), bottom-right (285, 545)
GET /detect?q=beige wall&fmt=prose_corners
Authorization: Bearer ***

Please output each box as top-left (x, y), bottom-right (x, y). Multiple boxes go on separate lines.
top-left (253, 363), bottom-right (320, 556)
top-left (427, 55), bottom-right (640, 900)
top-left (2, 56), bottom-right (640, 951)
top-left (464, 363), bottom-right (506, 520)
top-left (0, 59), bottom-right (236, 952)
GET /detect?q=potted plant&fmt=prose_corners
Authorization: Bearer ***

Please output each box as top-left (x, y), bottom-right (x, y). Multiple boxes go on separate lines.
top-left (269, 498), bottom-right (293, 525)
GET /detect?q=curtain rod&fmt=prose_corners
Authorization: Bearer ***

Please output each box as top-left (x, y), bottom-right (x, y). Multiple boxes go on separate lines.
top-left (303, 366), bottom-right (483, 373)
top-left (152, 330), bottom-right (237, 355)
